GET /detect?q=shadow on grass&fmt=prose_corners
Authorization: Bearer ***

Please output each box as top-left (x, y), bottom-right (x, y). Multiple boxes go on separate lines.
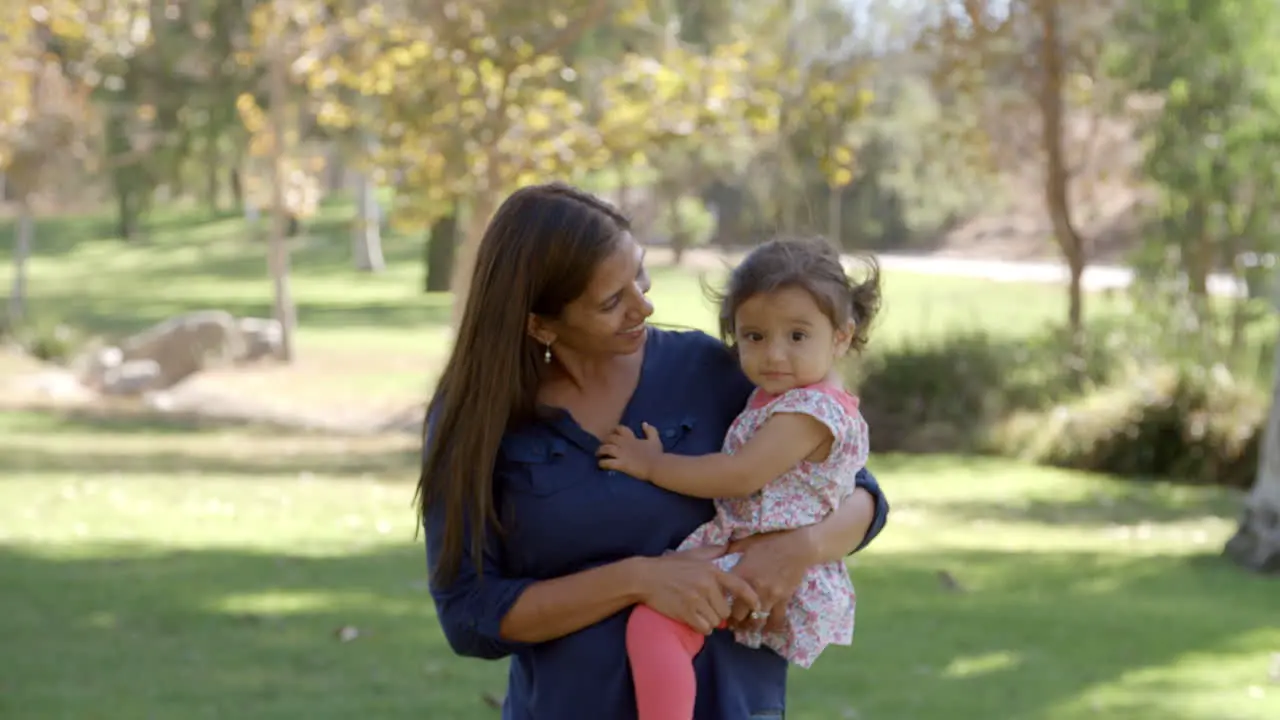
top-left (0, 406), bottom-right (312, 435)
top-left (0, 405), bottom-right (418, 437)
top-left (0, 208), bottom-right (249, 258)
top-left (0, 408), bottom-right (419, 480)
top-left (871, 453), bottom-right (1245, 528)
top-left (932, 488), bottom-right (1242, 528)
top-left (9, 204), bottom-right (444, 338)
top-left (0, 541), bottom-right (500, 720)
top-left (37, 294), bottom-right (450, 338)
top-left (105, 215), bottom-right (425, 282)
top-left (799, 549), bottom-right (1277, 720)
top-left (0, 542), bottom-right (1274, 720)
top-left (0, 444), bottom-right (417, 480)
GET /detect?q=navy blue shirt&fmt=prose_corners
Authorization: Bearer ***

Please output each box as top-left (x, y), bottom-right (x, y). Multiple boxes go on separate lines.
top-left (424, 328), bottom-right (889, 720)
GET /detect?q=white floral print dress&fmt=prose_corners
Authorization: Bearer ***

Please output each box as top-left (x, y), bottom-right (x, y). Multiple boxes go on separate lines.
top-left (676, 382), bottom-right (869, 668)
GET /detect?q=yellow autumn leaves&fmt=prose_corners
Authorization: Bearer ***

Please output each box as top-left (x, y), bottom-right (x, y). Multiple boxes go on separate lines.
top-left (221, 0), bottom-right (875, 227)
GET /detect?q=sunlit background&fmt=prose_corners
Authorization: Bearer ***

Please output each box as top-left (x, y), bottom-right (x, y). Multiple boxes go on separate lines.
top-left (2, 1), bottom-right (1278, 719)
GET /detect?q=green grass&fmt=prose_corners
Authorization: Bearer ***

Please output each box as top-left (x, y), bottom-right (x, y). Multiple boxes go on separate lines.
top-left (3, 205), bottom-right (1088, 343)
top-left (2, 206), bottom-right (1276, 717)
top-left (1, 205), bottom-right (1111, 413)
top-left (1, 409), bottom-right (1276, 720)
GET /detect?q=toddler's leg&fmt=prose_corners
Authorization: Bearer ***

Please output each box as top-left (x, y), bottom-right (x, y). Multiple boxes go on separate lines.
top-left (626, 604), bottom-right (707, 720)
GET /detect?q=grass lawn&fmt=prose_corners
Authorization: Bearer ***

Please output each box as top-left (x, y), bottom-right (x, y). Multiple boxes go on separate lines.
top-left (3, 205), bottom-right (1098, 343)
top-left (2, 205), bottom-right (1116, 416)
top-left (1, 409), bottom-right (1277, 720)
top-left (3, 206), bottom-right (1276, 718)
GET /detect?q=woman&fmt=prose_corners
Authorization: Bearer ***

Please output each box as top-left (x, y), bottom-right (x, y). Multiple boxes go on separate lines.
top-left (419, 183), bottom-right (889, 719)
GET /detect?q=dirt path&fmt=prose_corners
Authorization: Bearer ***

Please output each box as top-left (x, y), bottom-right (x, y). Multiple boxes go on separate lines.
top-left (647, 247), bottom-right (1242, 295)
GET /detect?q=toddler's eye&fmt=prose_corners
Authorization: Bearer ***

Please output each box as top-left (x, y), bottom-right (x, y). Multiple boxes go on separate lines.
top-left (791, 331), bottom-right (807, 342)
top-left (743, 332), bottom-right (763, 342)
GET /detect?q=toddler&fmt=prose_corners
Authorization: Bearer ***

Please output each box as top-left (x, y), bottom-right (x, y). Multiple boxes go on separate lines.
top-left (598, 236), bottom-right (880, 720)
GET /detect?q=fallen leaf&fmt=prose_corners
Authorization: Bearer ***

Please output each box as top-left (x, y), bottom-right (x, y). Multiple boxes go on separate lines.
top-left (937, 569), bottom-right (966, 593)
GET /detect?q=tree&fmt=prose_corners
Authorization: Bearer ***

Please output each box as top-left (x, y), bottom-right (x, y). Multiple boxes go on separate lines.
top-left (1111, 0), bottom-right (1280, 355)
top-left (918, 0), bottom-right (1123, 342)
top-left (295, 0), bottom-right (612, 327)
top-left (1225, 321), bottom-right (1280, 573)
top-left (1, 1), bottom-right (91, 328)
top-left (595, 36), bottom-right (783, 262)
top-left (1116, 0), bottom-right (1280, 575)
top-left (236, 0), bottom-right (312, 362)
top-left (593, 0), bottom-right (874, 259)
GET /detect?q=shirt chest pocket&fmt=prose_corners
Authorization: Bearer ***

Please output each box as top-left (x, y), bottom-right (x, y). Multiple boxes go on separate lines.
top-left (599, 417), bottom-right (698, 483)
top-left (499, 436), bottom-right (579, 497)
top-left (501, 418), bottom-right (699, 496)
top-left (655, 417), bottom-right (697, 454)
top-left (497, 420), bottom-right (701, 573)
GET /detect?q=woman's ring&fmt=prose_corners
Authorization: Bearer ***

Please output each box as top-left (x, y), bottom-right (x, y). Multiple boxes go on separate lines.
top-left (750, 610), bottom-right (768, 620)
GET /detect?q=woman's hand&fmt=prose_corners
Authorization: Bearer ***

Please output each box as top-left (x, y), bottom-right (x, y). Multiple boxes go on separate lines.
top-left (724, 529), bottom-right (818, 633)
top-left (632, 545), bottom-right (763, 635)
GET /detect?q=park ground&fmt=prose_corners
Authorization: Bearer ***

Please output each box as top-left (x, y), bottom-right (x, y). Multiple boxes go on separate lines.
top-left (1, 207), bottom-right (1278, 719)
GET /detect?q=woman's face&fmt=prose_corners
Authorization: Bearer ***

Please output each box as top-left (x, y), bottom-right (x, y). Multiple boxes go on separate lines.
top-left (537, 232), bottom-right (654, 358)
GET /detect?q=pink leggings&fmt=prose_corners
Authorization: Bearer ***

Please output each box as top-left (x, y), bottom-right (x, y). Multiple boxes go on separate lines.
top-left (626, 604), bottom-right (716, 720)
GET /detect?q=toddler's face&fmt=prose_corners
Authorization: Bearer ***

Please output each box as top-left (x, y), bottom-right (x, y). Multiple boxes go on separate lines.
top-left (733, 286), bottom-right (852, 395)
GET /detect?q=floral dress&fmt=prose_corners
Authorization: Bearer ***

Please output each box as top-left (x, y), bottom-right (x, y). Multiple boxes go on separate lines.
top-left (676, 382), bottom-right (869, 668)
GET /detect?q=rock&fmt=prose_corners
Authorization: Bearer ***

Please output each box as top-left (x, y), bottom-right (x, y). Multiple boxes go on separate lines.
top-left (236, 316), bottom-right (283, 364)
top-left (74, 311), bottom-right (282, 396)
top-left (99, 359), bottom-right (163, 396)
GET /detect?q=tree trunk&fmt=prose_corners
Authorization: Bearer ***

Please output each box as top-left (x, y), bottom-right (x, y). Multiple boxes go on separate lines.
top-left (1227, 237), bottom-right (1248, 355)
top-left (617, 165), bottom-right (632, 215)
top-left (352, 171), bottom-right (385, 272)
top-left (325, 145), bottom-right (346, 194)
top-left (669, 192), bottom-right (688, 266)
top-left (229, 167), bottom-right (244, 214)
top-left (425, 208), bottom-right (458, 293)
top-left (267, 27), bottom-right (296, 362)
top-left (1183, 199), bottom-right (1214, 349)
top-left (205, 128), bottom-right (220, 216)
top-left (1185, 230), bottom-right (1211, 298)
top-left (828, 184), bottom-right (843, 245)
top-left (7, 199), bottom-right (33, 327)
top-left (117, 187), bottom-right (140, 242)
top-left (1223, 321), bottom-right (1280, 574)
top-left (450, 192), bottom-right (498, 330)
top-left (1037, 0), bottom-right (1087, 341)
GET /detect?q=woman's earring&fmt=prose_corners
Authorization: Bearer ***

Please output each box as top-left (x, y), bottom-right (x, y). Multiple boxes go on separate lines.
top-left (544, 342), bottom-right (552, 364)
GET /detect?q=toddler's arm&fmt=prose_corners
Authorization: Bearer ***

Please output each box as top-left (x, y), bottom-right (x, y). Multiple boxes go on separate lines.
top-left (597, 413), bottom-right (832, 498)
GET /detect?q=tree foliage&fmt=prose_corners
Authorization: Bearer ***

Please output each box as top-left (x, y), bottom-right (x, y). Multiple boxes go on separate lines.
top-left (1112, 0), bottom-right (1280, 339)
top-left (917, 0), bottom-right (1125, 339)
top-left (287, 0), bottom-right (612, 229)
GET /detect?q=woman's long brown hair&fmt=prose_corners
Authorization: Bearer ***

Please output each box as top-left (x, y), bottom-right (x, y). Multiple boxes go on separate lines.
top-left (418, 183), bottom-right (629, 585)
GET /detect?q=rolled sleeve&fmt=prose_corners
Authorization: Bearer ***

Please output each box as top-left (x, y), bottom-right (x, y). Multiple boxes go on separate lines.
top-left (422, 406), bottom-right (536, 660)
top-left (849, 467), bottom-right (890, 554)
top-left (424, 499), bottom-right (536, 660)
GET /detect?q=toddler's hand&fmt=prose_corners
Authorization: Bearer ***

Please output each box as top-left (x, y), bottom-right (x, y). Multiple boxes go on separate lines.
top-left (597, 422), bottom-right (663, 480)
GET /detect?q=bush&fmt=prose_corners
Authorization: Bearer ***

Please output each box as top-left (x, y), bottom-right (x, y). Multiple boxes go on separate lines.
top-left (851, 318), bottom-right (1269, 488)
top-left (653, 196), bottom-right (716, 248)
top-left (851, 324), bottom-right (1128, 453)
top-left (2, 317), bottom-right (91, 365)
top-left (993, 366), bottom-right (1265, 489)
